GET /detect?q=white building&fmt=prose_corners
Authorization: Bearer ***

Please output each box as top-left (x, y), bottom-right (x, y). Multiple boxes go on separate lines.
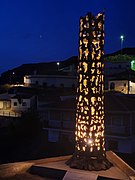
top-left (11, 94), bottom-right (36, 112)
top-left (24, 75), bottom-right (77, 88)
top-left (108, 80), bottom-right (135, 94)
top-left (0, 93), bottom-right (36, 117)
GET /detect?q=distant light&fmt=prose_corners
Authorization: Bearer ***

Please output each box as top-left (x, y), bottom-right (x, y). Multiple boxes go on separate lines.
top-left (57, 62), bottom-right (60, 66)
top-left (131, 60), bottom-right (135, 71)
top-left (120, 35), bottom-right (124, 41)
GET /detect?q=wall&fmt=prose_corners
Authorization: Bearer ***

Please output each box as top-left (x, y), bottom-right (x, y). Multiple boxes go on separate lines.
top-left (24, 75), bottom-right (77, 88)
top-left (105, 61), bottom-right (130, 75)
top-left (129, 81), bottom-right (135, 94)
top-left (11, 98), bottom-right (31, 111)
top-left (108, 80), bottom-right (128, 93)
top-left (0, 101), bottom-right (11, 110)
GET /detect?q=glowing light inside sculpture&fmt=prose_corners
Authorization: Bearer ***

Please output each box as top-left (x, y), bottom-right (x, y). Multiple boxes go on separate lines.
top-left (75, 12), bottom-right (105, 157)
top-left (66, 12), bottom-right (112, 170)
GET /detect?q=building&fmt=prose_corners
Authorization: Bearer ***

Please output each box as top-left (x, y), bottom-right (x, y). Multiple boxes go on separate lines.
top-left (108, 69), bottom-right (135, 94)
top-left (41, 92), bottom-right (135, 154)
top-left (108, 79), bottom-right (135, 94)
top-left (105, 92), bottom-right (135, 153)
top-left (24, 75), bottom-right (76, 88)
top-left (0, 90), bottom-right (36, 118)
top-left (42, 97), bottom-right (76, 143)
top-left (10, 94), bottom-right (36, 112)
top-left (105, 61), bottom-right (131, 75)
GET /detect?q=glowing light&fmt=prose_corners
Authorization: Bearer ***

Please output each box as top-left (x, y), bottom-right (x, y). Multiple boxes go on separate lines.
top-left (87, 138), bottom-right (93, 145)
top-left (75, 12), bottom-right (106, 156)
top-left (120, 35), bottom-right (124, 40)
top-left (67, 12), bottom-right (112, 171)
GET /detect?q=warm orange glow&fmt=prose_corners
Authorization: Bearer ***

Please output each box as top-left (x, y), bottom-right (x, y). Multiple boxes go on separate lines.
top-left (75, 12), bottom-right (105, 156)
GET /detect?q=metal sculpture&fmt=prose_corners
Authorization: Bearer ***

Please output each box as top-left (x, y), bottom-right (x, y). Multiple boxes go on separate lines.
top-left (67, 12), bottom-right (112, 170)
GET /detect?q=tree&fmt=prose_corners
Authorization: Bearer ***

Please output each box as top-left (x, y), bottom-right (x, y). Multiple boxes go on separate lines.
top-left (12, 110), bottom-right (42, 139)
top-left (104, 54), bottom-right (135, 62)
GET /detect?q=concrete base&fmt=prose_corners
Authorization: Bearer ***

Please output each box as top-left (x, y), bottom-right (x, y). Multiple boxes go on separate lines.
top-left (0, 151), bottom-right (135, 180)
top-left (30, 160), bottom-right (127, 179)
top-left (29, 151), bottom-right (135, 180)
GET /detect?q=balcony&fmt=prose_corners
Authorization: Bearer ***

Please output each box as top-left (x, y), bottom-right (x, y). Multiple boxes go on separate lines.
top-left (0, 110), bottom-right (21, 117)
top-left (105, 125), bottom-right (130, 136)
top-left (48, 120), bottom-right (61, 128)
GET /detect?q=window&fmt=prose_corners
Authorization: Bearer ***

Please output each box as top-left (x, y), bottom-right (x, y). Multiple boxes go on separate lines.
top-left (6, 102), bottom-right (11, 108)
top-left (14, 102), bottom-right (17, 106)
top-left (112, 116), bottom-right (122, 126)
top-left (110, 82), bottom-right (115, 90)
top-left (50, 111), bottom-right (61, 120)
top-left (118, 65), bottom-right (121, 68)
top-left (48, 130), bottom-right (59, 142)
top-left (43, 82), bottom-right (47, 87)
top-left (35, 81), bottom-right (38, 85)
top-left (60, 83), bottom-right (64, 88)
top-left (105, 115), bottom-right (123, 126)
top-left (62, 112), bottom-right (71, 121)
top-left (22, 102), bottom-right (27, 106)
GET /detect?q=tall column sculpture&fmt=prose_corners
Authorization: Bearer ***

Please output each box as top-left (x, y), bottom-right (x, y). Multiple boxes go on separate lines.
top-left (67, 12), bottom-right (112, 170)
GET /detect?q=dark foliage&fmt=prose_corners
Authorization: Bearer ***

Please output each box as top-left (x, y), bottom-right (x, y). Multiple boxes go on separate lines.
top-left (11, 111), bottom-right (42, 139)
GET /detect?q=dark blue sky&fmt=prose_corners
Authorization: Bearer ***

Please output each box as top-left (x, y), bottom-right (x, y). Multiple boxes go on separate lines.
top-left (0, 0), bottom-right (135, 73)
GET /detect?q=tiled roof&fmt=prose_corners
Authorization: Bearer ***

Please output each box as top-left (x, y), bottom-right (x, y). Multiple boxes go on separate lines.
top-left (0, 93), bottom-right (12, 100)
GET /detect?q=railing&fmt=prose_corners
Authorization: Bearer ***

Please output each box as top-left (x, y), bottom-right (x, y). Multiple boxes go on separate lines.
top-left (48, 120), bottom-right (61, 128)
top-left (63, 121), bottom-right (75, 129)
top-left (0, 110), bottom-right (21, 117)
top-left (48, 119), bottom-right (75, 130)
top-left (105, 125), bottom-right (130, 136)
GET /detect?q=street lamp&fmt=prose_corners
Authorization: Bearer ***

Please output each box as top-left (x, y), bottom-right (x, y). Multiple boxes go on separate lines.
top-left (9, 72), bottom-right (15, 84)
top-left (120, 35), bottom-right (124, 54)
top-left (57, 62), bottom-right (60, 71)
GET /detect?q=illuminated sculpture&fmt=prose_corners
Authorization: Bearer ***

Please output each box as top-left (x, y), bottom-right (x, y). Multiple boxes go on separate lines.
top-left (67, 12), bottom-right (112, 170)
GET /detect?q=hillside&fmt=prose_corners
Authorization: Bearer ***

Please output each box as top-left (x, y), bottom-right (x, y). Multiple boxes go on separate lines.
top-left (0, 56), bottom-right (78, 84)
top-left (1, 48), bottom-right (135, 85)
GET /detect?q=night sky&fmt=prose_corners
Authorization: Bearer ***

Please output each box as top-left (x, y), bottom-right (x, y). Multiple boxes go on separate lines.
top-left (0, 0), bottom-right (135, 74)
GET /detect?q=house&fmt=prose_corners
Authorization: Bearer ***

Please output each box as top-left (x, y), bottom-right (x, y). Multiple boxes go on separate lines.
top-left (108, 80), bottom-right (135, 94)
top-left (41, 97), bottom-right (76, 143)
top-left (24, 75), bottom-right (77, 88)
top-left (0, 88), bottom-right (36, 117)
top-left (0, 93), bottom-right (19, 117)
top-left (105, 92), bottom-right (135, 153)
top-left (10, 94), bottom-right (36, 112)
top-left (108, 70), bottom-right (135, 94)
top-left (23, 56), bottom-right (77, 88)
top-left (41, 92), bottom-right (135, 154)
